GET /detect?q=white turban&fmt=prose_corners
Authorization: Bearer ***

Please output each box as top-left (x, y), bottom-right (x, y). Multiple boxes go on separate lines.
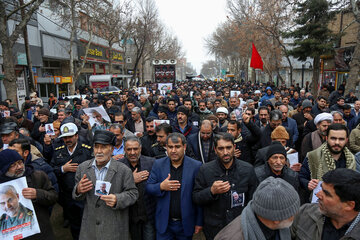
top-left (314, 113), bottom-right (333, 125)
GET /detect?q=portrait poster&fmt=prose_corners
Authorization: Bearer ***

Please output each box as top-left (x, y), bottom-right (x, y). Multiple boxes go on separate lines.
top-left (311, 181), bottom-right (323, 203)
top-left (137, 87), bottom-right (147, 95)
top-left (158, 83), bottom-right (172, 95)
top-left (230, 91), bottom-right (241, 98)
top-left (82, 105), bottom-right (111, 127)
top-left (153, 120), bottom-right (170, 128)
top-left (45, 124), bottom-right (55, 136)
top-left (95, 181), bottom-right (111, 196)
top-left (3, 111), bottom-right (10, 118)
top-left (0, 177), bottom-right (40, 240)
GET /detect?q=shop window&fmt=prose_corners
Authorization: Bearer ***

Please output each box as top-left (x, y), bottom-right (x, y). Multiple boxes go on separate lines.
top-left (39, 84), bottom-right (47, 98)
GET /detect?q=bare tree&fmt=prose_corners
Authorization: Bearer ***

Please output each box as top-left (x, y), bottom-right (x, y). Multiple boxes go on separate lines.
top-left (97, 0), bottom-right (133, 74)
top-left (0, 0), bottom-right (45, 103)
top-left (348, 0), bottom-right (360, 94)
top-left (52, 0), bottom-right (106, 94)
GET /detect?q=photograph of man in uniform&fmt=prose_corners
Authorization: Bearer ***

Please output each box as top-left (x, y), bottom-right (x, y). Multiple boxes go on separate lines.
top-left (0, 185), bottom-right (33, 232)
top-left (95, 182), bottom-right (109, 196)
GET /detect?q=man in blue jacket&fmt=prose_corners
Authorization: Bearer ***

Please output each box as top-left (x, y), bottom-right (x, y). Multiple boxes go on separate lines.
top-left (260, 87), bottom-right (274, 105)
top-left (146, 133), bottom-right (203, 240)
top-left (279, 104), bottom-right (299, 145)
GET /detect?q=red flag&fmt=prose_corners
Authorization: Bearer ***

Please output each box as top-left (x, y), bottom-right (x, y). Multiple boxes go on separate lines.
top-left (250, 43), bottom-right (263, 71)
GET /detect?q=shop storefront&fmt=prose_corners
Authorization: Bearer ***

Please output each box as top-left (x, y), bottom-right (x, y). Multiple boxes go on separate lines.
top-left (78, 40), bottom-right (124, 84)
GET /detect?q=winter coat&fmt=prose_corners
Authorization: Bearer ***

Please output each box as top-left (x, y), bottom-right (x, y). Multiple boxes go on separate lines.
top-left (349, 123), bottom-right (360, 154)
top-left (291, 203), bottom-right (360, 240)
top-left (73, 159), bottom-right (138, 240)
top-left (193, 158), bottom-right (258, 239)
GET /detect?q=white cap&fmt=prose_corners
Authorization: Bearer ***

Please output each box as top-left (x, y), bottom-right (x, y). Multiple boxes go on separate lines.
top-left (255, 90), bottom-right (261, 94)
top-left (59, 123), bottom-right (78, 138)
top-left (216, 107), bottom-right (229, 115)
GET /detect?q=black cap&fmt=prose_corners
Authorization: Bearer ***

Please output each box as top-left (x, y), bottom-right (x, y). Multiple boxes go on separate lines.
top-left (0, 122), bottom-right (18, 134)
top-left (93, 130), bottom-right (116, 146)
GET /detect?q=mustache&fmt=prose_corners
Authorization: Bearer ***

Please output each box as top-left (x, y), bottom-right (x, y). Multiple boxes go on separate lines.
top-left (95, 154), bottom-right (104, 158)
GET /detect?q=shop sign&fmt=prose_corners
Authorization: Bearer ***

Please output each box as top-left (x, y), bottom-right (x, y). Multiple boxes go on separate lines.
top-left (61, 76), bottom-right (73, 83)
top-left (17, 53), bottom-right (27, 65)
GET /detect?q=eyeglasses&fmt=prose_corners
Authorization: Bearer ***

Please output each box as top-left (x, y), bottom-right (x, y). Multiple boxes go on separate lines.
top-left (114, 121), bottom-right (124, 124)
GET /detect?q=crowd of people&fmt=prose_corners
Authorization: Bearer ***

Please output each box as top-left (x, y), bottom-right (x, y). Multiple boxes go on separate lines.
top-left (0, 79), bottom-right (359, 240)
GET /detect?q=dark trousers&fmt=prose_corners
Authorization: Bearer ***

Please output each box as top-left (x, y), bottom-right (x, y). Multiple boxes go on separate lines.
top-left (157, 219), bottom-right (192, 240)
top-left (61, 191), bottom-right (84, 240)
top-left (129, 220), bottom-right (156, 240)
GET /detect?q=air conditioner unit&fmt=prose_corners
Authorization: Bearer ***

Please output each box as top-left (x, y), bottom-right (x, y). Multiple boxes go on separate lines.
top-left (169, 59), bottom-right (177, 65)
top-left (152, 59), bottom-right (160, 65)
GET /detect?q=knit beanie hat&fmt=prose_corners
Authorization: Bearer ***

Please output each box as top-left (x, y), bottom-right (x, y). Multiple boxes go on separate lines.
top-left (266, 142), bottom-right (287, 160)
top-left (271, 126), bottom-right (289, 140)
top-left (251, 177), bottom-right (300, 221)
top-left (0, 149), bottom-right (24, 176)
top-left (177, 106), bottom-right (189, 117)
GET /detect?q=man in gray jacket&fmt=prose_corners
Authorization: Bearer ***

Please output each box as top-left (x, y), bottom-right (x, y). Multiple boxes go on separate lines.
top-left (215, 177), bottom-right (300, 240)
top-left (73, 130), bottom-right (138, 240)
top-left (291, 168), bottom-right (360, 240)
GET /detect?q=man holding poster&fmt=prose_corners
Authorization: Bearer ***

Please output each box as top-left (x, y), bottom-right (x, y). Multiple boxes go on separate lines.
top-left (0, 149), bottom-right (58, 240)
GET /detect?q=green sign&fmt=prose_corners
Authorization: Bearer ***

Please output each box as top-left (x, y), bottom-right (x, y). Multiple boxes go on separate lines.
top-left (17, 53), bottom-right (27, 65)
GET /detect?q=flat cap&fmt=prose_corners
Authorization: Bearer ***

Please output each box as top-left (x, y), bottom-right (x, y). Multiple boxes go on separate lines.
top-left (93, 130), bottom-right (116, 146)
top-left (0, 122), bottom-right (18, 134)
top-left (38, 108), bottom-right (50, 116)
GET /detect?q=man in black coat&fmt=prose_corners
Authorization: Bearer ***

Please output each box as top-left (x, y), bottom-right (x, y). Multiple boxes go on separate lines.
top-left (50, 123), bottom-right (92, 239)
top-left (187, 120), bottom-right (217, 163)
top-left (226, 113), bottom-right (261, 165)
top-left (254, 142), bottom-right (299, 191)
top-left (119, 136), bottom-right (156, 240)
top-left (258, 110), bottom-right (283, 148)
top-left (193, 133), bottom-right (258, 239)
top-left (31, 108), bottom-right (53, 145)
top-left (140, 117), bottom-right (157, 157)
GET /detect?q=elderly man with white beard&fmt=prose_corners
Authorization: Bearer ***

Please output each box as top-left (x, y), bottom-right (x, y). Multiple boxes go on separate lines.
top-left (73, 130), bottom-right (138, 240)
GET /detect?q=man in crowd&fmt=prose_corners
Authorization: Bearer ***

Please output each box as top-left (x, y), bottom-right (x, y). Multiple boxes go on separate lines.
top-left (279, 104), bottom-right (298, 144)
top-left (255, 106), bottom-right (269, 129)
top-left (255, 142), bottom-right (299, 190)
top-left (109, 124), bottom-right (125, 160)
top-left (351, 100), bottom-right (360, 118)
top-left (0, 149), bottom-right (58, 239)
top-left (141, 117), bottom-right (157, 157)
top-left (299, 124), bottom-right (357, 194)
top-left (113, 112), bottom-right (134, 138)
top-left (291, 168), bottom-right (360, 239)
top-left (330, 96), bottom-right (345, 111)
top-left (216, 107), bottom-right (229, 131)
top-left (311, 96), bottom-right (327, 116)
top-left (215, 177), bottom-right (300, 240)
top-left (173, 106), bottom-right (199, 139)
top-left (31, 107), bottom-right (53, 145)
top-left (187, 120), bottom-right (217, 163)
top-left (183, 98), bottom-right (200, 127)
top-left (51, 123), bottom-right (92, 239)
top-left (73, 130), bottom-right (138, 240)
top-left (259, 110), bottom-right (283, 148)
top-left (128, 107), bottom-right (146, 137)
top-left (198, 100), bottom-right (213, 122)
top-left (301, 113), bottom-right (333, 162)
top-left (146, 133), bottom-right (203, 239)
top-left (227, 113), bottom-right (261, 165)
top-left (193, 133), bottom-right (258, 239)
top-left (119, 136), bottom-right (156, 240)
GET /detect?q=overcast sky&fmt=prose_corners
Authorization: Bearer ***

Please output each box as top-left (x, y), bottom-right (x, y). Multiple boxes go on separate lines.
top-left (156, 0), bottom-right (228, 74)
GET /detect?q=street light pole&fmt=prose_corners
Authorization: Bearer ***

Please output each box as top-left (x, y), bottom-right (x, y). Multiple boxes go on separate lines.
top-left (301, 61), bottom-right (312, 88)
